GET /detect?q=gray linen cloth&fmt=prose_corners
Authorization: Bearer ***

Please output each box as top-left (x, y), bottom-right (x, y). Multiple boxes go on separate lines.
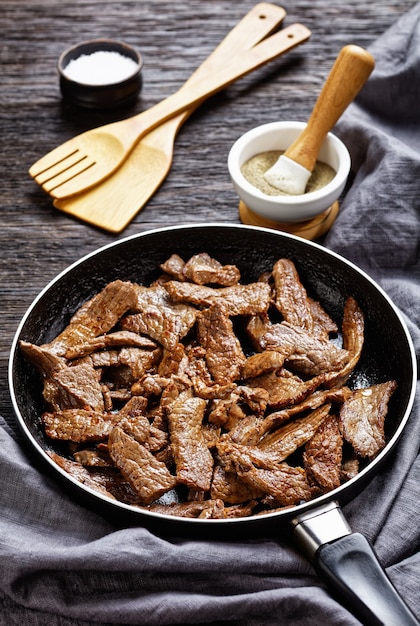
top-left (1, 4), bottom-right (419, 625)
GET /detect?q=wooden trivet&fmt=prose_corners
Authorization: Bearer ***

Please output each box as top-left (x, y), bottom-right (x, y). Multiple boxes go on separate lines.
top-left (239, 200), bottom-right (339, 240)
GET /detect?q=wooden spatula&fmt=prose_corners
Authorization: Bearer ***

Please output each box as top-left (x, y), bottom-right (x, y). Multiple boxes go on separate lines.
top-left (31, 20), bottom-right (310, 202)
top-left (53, 2), bottom-right (297, 232)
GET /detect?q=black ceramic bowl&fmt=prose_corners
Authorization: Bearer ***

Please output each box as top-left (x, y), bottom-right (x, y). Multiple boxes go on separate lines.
top-left (58, 38), bottom-right (143, 109)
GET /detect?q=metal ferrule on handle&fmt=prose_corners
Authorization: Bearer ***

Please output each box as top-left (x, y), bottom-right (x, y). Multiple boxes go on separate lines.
top-left (292, 502), bottom-right (420, 626)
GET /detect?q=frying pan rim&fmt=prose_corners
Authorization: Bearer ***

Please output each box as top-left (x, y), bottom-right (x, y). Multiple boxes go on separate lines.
top-left (8, 222), bottom-right (418, 527)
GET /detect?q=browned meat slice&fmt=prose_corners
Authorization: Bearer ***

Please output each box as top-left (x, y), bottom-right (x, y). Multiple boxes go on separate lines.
top-left (158, 343), bottom-right (187, 377)
top-left (47, 452), bottom-right (116, 499)
top-left (241, 350), bottom-right (288, 380)
top-left (245, 313), bottom-right (274, 351)
top-left (64, 330), bottom-right (157, 359)
top-left (258, 404), bottom-right (331, 461)
top-left (44, 280), bottom-right (137, 356)
top-left (91, 347), bottom-right (161, 386)
top-left (303, 414), bottom-right (343, 491)
top-left (339, 381), bottom-right (397, 459)
top-left (223, 502), bottom-right (259, 518)
top-left (118, 395), bottom-right (148, 416)
top-left (208, 392), bottom-right (247, 429)
top-left (43, 361), bottom-right (104, 412)
top-left (227, 415), bottom-right (263, 445)
top-left (143, 499), bottom-right (225, 519)
top-left (309, 298), bottom-right (338, 337)
top-left (326, 297), bottom-right (365, 389)
top-left (19, 340), bottom-right (65, 374)
top-left (19, 341), bottom-right (104, 411)
top-left (217, 440), bottom-right (312, 506)
top-left (260, 386), bottom-right (352, 434)
top-left (42, 408), bottom-right (120, 442)
top-left (164, 281), bottom-right (271, 316)
top-left (167, 390), bottom-right (213, 490)
top-left (246, 369), bottom-right (325, 410)
top-left (181, 252), bottom-right (241, 286)
top-left (238, 385), bottom-right (269, 417)
top-left (108, 426), bottom-right (176, 504)
top-left (118, 397), bottom-right (169, 453)
top-left (121, 284), bottom-right (197, 350)
top-left (272, 259), bottom-right (314, 332)
top-left (185, 345), bottom-right (236, 400)
top-left (160, 254), bottom-right (186, 280)
top-left (118, 411), bottom-right (168, 453)
top-left (258, 322), bottom-right (349, 376)
top-left (117, 412), bottom-right (150, 443)
top-left (210, 464), bottom-right (264, 504)
top-left (196, 302), bottom-right (246, 384)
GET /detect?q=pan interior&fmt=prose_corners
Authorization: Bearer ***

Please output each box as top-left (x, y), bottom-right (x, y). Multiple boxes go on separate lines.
top-left (10, 225), bottom-right (416, 525)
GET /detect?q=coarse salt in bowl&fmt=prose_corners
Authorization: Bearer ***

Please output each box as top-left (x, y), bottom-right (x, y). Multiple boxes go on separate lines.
top-left (58, 39), bottom-right (143, 109)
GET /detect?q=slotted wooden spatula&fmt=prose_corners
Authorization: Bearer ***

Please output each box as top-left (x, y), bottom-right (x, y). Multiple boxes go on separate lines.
top-left (30, 19), bottom-right (310, 200)
top-left (54, 3), bottom-right (298, 232)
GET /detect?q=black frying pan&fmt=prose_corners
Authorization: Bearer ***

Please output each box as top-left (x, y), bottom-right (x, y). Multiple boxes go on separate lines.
top-left (9, 224), bottom-right (418, 625)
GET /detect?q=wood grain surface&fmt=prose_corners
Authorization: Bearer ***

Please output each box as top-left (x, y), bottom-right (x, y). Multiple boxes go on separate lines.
top-left (0, 0), bottom-right (416, 428)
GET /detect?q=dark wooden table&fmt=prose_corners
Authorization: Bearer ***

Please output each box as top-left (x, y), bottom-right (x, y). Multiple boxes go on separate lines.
top-left (1, 0), bottom-right (416, 429)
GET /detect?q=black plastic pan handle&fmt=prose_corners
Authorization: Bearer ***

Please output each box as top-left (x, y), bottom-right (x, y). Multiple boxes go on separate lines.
top-left (292, 501), bottom-right (419, 626)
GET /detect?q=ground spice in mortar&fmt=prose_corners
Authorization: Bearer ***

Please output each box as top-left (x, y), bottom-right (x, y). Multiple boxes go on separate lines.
top-left (241, 151), bottom-right (336, 196)
top-left (63, 51), bottom-right (139, 85)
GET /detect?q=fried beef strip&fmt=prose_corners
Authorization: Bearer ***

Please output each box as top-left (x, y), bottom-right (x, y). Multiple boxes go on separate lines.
top-left (108, 427), bottom-right (176, 504)
top-left (339, 381), bottom-right (397, 459)
top-left (44, 280), bottom-right (137, 356)
top-left (257, 404), bottom-right (331, 461)
top-left (117, 395), bottom-right (168, 452)
top-left (143, 499), bottom-right (225, 519)
top-left (210, 464), bottom-right (265, 504)
top-left (167, 389), bottom-right (213, 491)
top-left (196, 302), bottom-right (246, 384)
top-left (260, 386), bottom-right (352, 433)
top-left (217, 440), bottom-right (312, 506)
top-left (121, 284), bottom-right (197, 350)
top-left (272, 258), bottom-right (314, 333)
top-left (246, 369), bottom-right (325, 410)
top-left (42, 408), bottom-right (120, 442)
top-left (241, 350), bottom-right (288, 380)
top-left (47, 452), bottom-right (116, 499)
top-left (325, 296), bottom-right (365, 388)
top-left (309, 297), bottom-right (338, 338)
top-left (64, 330), bottom-right (157, 359)
top-left (303, 414), bottom-right (343, 491)
top-left (161, 252), bottom-right (241, 287)
top-left (91, 346), bottom-right (161, 387)
top-left (160, 254), bottom-right (186, 281)
top-left (164, 280), bottom-right (271, 316)
top-left (182, 252), bottom-right (241, 286)
top-left (19, 341), bottom-right (105, 412)
top-left (252, 320), bottom-right (349, 376)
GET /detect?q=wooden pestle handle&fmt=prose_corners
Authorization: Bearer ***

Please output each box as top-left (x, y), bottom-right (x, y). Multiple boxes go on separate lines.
top-left (285, 45), bottom-right (375, 172)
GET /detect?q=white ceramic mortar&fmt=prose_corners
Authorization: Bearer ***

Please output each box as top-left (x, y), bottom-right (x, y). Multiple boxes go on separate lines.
top-left (228, 121), bottom-right (351, 223)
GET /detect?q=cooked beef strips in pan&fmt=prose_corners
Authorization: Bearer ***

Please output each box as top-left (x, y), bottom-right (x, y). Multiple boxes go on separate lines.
top-left (20, 252), bottom-right (396, 519)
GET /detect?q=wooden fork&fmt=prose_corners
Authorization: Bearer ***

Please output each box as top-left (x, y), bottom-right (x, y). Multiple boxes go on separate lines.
top-left (53, 2), bottom-right (291, 232)
top-left (30, 19), bottom-right (310, 200)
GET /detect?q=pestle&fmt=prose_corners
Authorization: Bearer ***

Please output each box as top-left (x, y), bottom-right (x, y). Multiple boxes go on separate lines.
top-left (263, 45), bottom-right (375, 195)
